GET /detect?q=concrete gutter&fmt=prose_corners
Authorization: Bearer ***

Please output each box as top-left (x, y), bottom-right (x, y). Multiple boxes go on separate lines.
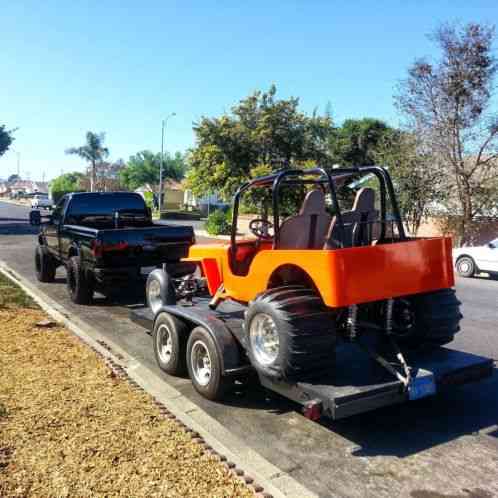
top-left (0, 261), bottom-right (317, 498)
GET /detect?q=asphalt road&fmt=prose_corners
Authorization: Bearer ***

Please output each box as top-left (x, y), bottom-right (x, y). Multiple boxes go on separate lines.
top-left (1, 200), bottom-right (497, 498)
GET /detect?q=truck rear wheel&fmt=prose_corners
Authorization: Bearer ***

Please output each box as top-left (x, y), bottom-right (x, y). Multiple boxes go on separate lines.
top-left (66, 256), bottom-right (93, 305)
top-left (153, 312), bottom-right (188, 376)
top-left (187, 326), bottom-right (229, 401)
top-left (244, 286), bottom-right (337, 381)
top-left (396, 288), bottom-right (462, 349)
top-left (35, 245), bottom-right (56, 283)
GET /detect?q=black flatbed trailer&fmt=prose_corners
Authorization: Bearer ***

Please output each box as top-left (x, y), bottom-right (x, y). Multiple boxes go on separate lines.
top-left (130, 299), bottom-right (493, 420)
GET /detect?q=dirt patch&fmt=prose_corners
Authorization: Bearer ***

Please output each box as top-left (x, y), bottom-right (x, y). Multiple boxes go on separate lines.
top-left (0, 306), bottom-right (252, 497)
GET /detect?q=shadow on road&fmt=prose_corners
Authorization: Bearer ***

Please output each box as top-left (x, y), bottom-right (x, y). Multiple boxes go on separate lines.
top-left (324, 368), bottom-right (498, 458)
top-left (0, 223), bottom-right (38, 235)
top-left (0, 217), bottom-right (29, 222)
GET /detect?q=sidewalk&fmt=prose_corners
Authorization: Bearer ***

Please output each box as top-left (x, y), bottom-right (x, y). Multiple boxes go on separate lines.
top-left (0, 272), bottom-right (252, 498)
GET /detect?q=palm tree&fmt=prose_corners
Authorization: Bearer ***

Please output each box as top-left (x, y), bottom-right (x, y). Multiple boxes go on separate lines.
top-left (66, 132), bottom-right (109, 192)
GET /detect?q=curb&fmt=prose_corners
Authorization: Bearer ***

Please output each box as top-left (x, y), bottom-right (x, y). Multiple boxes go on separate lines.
top-left (0, 261), bottom-right (317, 498)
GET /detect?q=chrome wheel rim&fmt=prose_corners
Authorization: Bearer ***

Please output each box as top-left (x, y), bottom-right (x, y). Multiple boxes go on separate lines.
top-left (249, 313), bottom-right (279, 366)
top-left (458, 260), bottom-right (471, 273)
top-left (148, 279), bottom-right (162, 314)
top-left (191, 340), bottom-right (212, 386)
top-left (156, 324), bottom-right (173, 365)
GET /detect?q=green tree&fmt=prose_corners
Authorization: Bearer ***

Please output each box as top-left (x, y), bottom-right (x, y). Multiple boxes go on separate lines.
top-left (0, 125), bottom-right (15, 158)
top-left (375, 131), bottom-right (445, 234)
top-left (65, 132), bottom-right (109, 192)
top-left (50, 172), bottom-right (86, 202)
top-left (396, 22), bottom-right (498, 244)
top-left (329, 118), bottom-right (392, 166)
top-left (119, 150), bottom-right (185, 191)
top-left (7, 174), bottom-right (20, 184)
top-left (185, 85), bottom-right (333, 199)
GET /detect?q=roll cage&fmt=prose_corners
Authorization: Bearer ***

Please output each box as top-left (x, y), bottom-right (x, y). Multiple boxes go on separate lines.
top-left (230, 166), bottom-right (406, 252)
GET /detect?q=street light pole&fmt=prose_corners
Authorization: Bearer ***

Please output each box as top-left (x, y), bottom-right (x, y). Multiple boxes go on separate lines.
top-left (159, 112), bottom-right (176, 215)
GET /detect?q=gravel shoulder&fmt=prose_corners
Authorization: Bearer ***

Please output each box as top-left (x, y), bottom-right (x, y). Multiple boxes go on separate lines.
top-left (0, 273), bottom-right (252, 498)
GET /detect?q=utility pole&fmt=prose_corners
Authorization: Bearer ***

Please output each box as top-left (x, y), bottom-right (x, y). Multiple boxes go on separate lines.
top-left (159, 112), bottom-right (176, 214)
top-left (16, 152), bottom-right (20, 177)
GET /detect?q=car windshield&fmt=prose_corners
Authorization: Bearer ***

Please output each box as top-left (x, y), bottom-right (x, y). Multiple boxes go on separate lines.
top-left (489, 238), bottom-right (498, 247)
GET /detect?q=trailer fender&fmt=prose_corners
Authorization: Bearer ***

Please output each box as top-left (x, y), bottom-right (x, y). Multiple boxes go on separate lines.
top-left (154, 305), bottom-right (244, 375)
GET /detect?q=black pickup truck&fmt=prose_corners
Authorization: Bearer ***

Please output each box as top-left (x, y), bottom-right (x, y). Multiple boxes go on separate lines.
top-left (33, 192), bottom-right (194, 304)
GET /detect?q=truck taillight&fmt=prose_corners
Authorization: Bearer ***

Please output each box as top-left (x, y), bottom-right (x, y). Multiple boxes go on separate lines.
top-left (92, 240), bottom-right (128, 257)
top-left (91, 240), bottom-right (104, 258)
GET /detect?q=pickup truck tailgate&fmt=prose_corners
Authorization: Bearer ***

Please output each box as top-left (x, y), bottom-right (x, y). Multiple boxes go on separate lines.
top-left (97, 225), bottom-right (194, 268)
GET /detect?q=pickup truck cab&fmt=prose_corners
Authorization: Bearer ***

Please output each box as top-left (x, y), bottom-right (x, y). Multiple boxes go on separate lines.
top-left (34, 192), bottom-right (195, 304)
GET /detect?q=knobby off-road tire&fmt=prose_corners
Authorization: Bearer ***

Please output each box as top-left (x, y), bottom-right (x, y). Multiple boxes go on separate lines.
top-left (399, 288), bottom-right (462, 350)
top-left (455, 256), bottom-right (476, 278)
top-left (153, 312), bottom-right (189, 376)
top-left (66, 256), bottom-right (93, 305)
top-left (245, 286), bottom-right (337, 381)
top-left (35, 245), bottom-right (56, 283)
top-left (186, 326), bottom-right (229, 401)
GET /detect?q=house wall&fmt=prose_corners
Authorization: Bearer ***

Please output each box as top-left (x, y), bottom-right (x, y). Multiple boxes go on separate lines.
top-left (417, 216), bottom-right (498, 246)
top-left (163, 189), bottom-right (184, 210)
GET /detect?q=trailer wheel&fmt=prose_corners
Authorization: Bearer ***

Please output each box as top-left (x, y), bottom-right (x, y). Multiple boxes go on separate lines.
top-left (397, 288), bottom-right (462, 349)
top-left (66, 256), bottom-right (93, 305)
top-left (35, 245), bottom-right (56, 283)
top-left (153, 312), bottom-right (188, 376)
top-left (187, 326), bottom-right (228, 400)
top-left (146, 269), bottom-right (176, 314)
top-left (245, 286), bottom-right (337, 381)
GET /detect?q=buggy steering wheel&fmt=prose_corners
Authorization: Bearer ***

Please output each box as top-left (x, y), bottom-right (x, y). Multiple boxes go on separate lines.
top-left (249, 219), bottom-right (274, 240)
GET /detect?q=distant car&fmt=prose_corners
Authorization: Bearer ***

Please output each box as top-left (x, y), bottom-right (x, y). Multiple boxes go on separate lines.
top-left (453, 238), bottom-right (498, 278)
top-left (31, 194), bottom-right (53, 210)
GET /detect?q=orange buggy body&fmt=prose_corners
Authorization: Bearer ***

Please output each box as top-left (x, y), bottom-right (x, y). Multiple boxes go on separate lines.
top-left (184, 236), bottom-right (454, 308)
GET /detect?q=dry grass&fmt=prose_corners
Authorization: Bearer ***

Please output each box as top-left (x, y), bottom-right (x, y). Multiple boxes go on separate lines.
top-left (0, 280), bottom-right (252, 497)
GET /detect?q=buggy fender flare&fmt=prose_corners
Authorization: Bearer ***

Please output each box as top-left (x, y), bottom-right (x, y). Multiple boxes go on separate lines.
top-left (153, 305), bottom-right (245, 375)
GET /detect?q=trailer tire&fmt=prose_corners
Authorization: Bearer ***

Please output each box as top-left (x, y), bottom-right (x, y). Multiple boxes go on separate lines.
top-left (35, 245), bottom-right (56, 283)
top-left (187, 326), bottom-right (229, 401)
top-left (245, 286), bottom-right (337, 381)
top-left (66, 256), bottom-right (93, 305)
top-left (146, 269), bottom-right (176, 314)
top-left (153, 312), bottom-right (188, 376)
top-left (398, 288), bottom-right (462, 349)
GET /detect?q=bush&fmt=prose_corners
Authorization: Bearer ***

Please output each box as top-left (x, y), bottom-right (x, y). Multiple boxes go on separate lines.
top-left (204, 209), bottom-right (232, 236)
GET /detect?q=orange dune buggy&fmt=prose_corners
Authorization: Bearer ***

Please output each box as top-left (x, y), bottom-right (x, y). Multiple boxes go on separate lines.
top-left (132, 166), bottom-right (491, 420)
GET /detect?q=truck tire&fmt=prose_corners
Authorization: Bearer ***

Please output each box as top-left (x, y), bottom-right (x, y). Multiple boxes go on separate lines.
top-left (35, 245), bottom-right (56, 282)
top-left (455, 256), bottom-right (476, 278)
top-left (397, 288), bottom-right (462, 349)
top-left (186, 326), bottom-right (229, 401)
top-left (153, 312), bottom-right (188, 376)
top-left (146, 269), bottom-right (176, 314)
top-left (244, 286), bottom-right (337, 381)
top-left (66, 256), bottom-right (93, 305)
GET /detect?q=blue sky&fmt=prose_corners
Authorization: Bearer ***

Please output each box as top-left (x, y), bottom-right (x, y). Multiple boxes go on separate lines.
top-left (2, 1), bottom-right (497, 181)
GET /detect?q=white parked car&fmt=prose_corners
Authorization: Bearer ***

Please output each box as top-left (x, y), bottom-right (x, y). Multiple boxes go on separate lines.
top-left (31, 194), bottom-right (53, 210)
top-left (453, 238), bottom-right (498, 278)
